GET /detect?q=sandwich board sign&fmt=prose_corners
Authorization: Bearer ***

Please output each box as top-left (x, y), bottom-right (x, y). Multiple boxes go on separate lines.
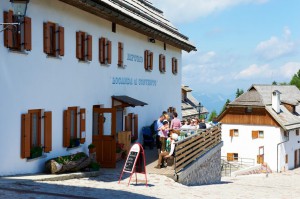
top-left (118, 143), bottom-right (147, 186)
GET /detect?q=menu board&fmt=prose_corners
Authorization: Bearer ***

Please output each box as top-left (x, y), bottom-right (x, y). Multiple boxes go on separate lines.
top-left (123, 143), bottom-right (140, 173)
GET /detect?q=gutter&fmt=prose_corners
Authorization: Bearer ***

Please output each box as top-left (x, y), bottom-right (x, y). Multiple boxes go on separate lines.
top-left (277, 131), bottom-right (289, 173)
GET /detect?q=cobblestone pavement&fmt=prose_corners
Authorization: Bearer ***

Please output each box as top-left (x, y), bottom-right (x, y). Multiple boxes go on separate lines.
top-left (1, 167), bottom-right (300, 199)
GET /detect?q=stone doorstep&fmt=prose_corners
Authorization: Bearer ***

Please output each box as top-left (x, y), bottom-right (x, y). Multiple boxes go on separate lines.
top-left (0, 171), bottom-right (101, 183)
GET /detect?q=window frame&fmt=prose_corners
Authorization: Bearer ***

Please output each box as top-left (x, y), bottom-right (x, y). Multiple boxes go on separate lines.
top-left (43, 21), bottom-right (64, 57)
top-left (159, 54), bottom-right (166, 73)
top-left (76, 31), bottom-right (92, 61)
top-left (99, 37), bottom-right (112, 65)
top-left (118, 42), bottom-right (124, 67)
top-left (229, 129), bottom-right (239, 137)
top-left (172, 57), bottom-right (178, 75)
top-left (144, 50), bottom-right (153, 71)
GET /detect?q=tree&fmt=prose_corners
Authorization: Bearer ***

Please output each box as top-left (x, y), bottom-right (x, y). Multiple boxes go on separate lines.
top-left (220, 99), bottom-right (231, 115)
top-left (208, 110), bottom-right (217, 122)
top-left (290, 69), bottom-right (300, 89)
top-left (272, 81), bottom-right (277, 85)
top-left (235, 88), bottom-right (244, 98)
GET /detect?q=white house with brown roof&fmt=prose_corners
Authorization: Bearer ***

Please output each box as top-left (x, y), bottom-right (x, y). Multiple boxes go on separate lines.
top-left (218, 85), bottom-right (300, 172)
top-left (0, 0), bottom-right (196, 176)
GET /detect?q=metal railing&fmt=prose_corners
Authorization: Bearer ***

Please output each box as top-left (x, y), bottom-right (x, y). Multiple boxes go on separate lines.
top-left (221, 156), bottom-right (255, 176)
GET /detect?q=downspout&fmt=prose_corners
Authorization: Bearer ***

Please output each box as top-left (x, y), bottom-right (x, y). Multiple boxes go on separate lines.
top-left (277, 131), bottom-right (289, 173)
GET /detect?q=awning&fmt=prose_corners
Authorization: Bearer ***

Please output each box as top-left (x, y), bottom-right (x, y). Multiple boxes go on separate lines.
top-left (112, 95), bottom-right (148, 107)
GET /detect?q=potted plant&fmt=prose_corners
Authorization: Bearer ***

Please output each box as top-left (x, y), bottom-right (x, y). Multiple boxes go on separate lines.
top-left (88, 143), bottom-right (96, 153)
top-left (30, 146), bottom-right (43, 159)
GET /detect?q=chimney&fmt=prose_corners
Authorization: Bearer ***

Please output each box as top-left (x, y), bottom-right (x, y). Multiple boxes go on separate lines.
top-left (272, 90), bottom-right (281, 113)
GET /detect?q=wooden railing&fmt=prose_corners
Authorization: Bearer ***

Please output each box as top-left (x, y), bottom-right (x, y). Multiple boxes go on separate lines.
top-left (174, 124), bottom-right (222, 173)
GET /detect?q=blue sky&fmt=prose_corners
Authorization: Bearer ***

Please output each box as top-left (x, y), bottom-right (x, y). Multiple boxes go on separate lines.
top-left (151, 0), bottom-right (300, 113)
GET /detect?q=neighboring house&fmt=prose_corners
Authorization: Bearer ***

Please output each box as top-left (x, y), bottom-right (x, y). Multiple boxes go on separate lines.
top-left (218, 84), bottom-right (300, 172)
top-left (0, 0), bottom-right (196, 176)
top-left (181, 85), bottom-right (209, 120)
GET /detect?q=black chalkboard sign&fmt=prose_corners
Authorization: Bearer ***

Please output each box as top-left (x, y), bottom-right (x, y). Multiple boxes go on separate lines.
top-left (124, 151), bottom-right (138, 173)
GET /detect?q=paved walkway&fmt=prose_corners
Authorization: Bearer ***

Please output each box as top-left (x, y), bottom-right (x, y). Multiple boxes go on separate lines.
top-left (1, 165), bottom-right (300, 199)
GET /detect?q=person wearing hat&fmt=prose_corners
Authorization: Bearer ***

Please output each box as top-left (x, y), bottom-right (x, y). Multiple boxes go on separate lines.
top-left (154, 133), bottom-right (178, 169)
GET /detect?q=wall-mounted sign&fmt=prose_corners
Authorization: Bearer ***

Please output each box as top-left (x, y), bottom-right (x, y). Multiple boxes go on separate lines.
top-left (127, 53), bottom-right (143, 63)
top-left (112, 77), bottom-right (157, 86)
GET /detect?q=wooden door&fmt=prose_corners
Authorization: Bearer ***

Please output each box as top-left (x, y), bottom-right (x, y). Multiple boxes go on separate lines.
top-left (93, 107), bottom-right (116, 168)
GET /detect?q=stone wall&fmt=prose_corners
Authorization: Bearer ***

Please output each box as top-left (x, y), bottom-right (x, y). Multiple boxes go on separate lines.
top-left (176, 142), bottom-right (223, 186)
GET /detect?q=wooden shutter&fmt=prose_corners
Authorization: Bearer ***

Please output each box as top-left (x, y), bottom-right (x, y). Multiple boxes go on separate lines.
top-left (118, 42), bottom-right (123, 66)
top-left (24, 16), bottom-right (32, 51)
top-left (149, 52), bottom-right (153, 70)
top-left (80, 108), bottom-right (86, 144)
top-left (162, 55), bottom-right (165, 72)
top-left (159, 54), bottom-right (163, 72)
top-left (43, 22), bottom-right (50, 54)
top-left (229, 129), bottom-right (234, 137)
top-left (44, 111), bottom-right (52, 153)
top-left (76, 31), bottom-right (82, 59)
top-left (252, 131), bottom-right (259, 139)
top-left (133, 114), bottom-right (138, 140)
top-left (99, 37), bottom-right (105, 64)
top-left (144, 50), bottom-right (148, 70)
top-left (58, 26), bottom-right (64, 56)
top-left (4, 11), bottom-right (14, 48)
top-left (21, 113), bottom-right (31, 159)
top-left (172, 58), bottom-right (175, 74)
top-left (63, 110), bottom-right (71, 147)
top-left (125, 114), bottom-right (132, 131)
top-left (227, 153), bottom-right (234, 161)
top-left (107, 40), bottom-right (112, 64)
top-left (87, 35), bottom-right (92, 61)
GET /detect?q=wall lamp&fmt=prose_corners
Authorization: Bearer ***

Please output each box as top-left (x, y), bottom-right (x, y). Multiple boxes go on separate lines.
top-left (0, 0), bottom-right (30, 33)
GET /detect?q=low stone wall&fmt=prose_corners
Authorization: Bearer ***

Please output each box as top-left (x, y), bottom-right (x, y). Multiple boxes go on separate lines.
top-left (176, 142), bottom-right (223, 186)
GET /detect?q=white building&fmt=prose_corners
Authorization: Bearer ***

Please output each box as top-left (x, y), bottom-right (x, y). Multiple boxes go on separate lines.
top-left (0, 0), bottom-right (196, 176)
top-left (218, 85), bottom-right (300, 172)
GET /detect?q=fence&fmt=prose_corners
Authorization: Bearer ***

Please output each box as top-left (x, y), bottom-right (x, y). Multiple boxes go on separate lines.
top-left (173, 124), bottom-right (222, 173)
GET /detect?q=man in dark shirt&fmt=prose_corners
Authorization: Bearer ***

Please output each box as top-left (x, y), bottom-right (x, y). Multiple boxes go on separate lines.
top-left (199, 119), bottom-right (207, 129)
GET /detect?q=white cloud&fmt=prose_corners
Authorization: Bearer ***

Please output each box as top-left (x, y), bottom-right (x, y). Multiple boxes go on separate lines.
top-left (234, 64), bottom-right (271, 79)
top-left (279, 62), bottom-right (300, 78)
top-left (150, 0), bottom-right (269, 24)
top-left (255, 27), bottom-right (297, 61)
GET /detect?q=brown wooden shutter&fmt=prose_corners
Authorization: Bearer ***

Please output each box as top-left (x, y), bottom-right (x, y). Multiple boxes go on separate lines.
top-left (43, 22), bottom-right (50, 54)
top-left (149, 52), bottom-right (153, 71)
top-left (58, 26), bottom-right (64, 56)
top-left (87, 35), bottom-right (92, 61)
top-left (144, 50), bottom-right (148, 70)
top-left (163, 55), bottom-right (166, 72)
top-left (229, 129), bottom-right (234, 137)
top-left (133, 114), bottom-right (138, 140)
top-left (227, 153), bottom-right (234, 161)
top-left (159, 54), bottom-right (163, 72)
top-left (44, 111), bottom-right (52, 153)
top-left (80, 108), bottom-right (86, 144)
top-left (125, 114), bottom-right (132, 131)
top-left (107, 40), bottom-right (112, 64)
top-left (252, 131), bottom-right (258, 139)
top-left (99, 37), bottom-right (105, 64)
top-left (4, 11), bottom-right (14, 48)
top-left (174, 59), bottom-right (178, 74)
top-left (172, 58), bottom-right (175, 74)
top-left (63, 110), bottom-right (71, 147)
top-left (21, 113), bottom-right (31, 159)
top-left (76, 31), bottom-right (82, 59)
top-left (118, 42), bottom-right (123, 66)
top-left (24, 16), bottom-right (32, 51)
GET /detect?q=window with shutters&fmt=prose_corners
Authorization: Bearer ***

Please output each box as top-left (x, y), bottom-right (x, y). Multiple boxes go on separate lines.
top-left (99, 37), bottom-right (112, 65)
top-left (43, 21), bottom-right (64, 57)
top-left (159, 54), bottom-right (166, 73)
top-left (118, 42), bottom-right (124, 67)
top-left (3, 10), bottom-right (31, 52)
top-left (252, 130), bottom-right (259, 139)
top-left (125, 113), bottom-right (139, 142)
top-left (296, 129), bottom-right (299, 136)
top-left (229, 129), bottom-right (239, 137)
top-left (76, 31), bottom-right (92, 61)
top-left (227, 153), bottom-right (238, 161)
top-left (172, 57), bottom-right (178, 75)
top-left (258, 131), bottom-right (264, 138)
top-left (21, 109), bottom-right (52, 159)
top-left (144, 50), bottom-right (153, 71)
top-left (63, 106), bottom-right (86, 148)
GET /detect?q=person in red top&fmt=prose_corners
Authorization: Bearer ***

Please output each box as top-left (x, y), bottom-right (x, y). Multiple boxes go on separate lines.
top-left (170, 112), bottom-right (182, 130)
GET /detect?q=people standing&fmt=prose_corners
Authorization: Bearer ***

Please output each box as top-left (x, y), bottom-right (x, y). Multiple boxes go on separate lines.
top-left (158, 120), bottom-right (169, 153)
top-left (170, 112), bottom-right (182, 130)
top-left (154, 114), bottom-right (165, 155)
top-left (199, 119), bottom-right (207, 129)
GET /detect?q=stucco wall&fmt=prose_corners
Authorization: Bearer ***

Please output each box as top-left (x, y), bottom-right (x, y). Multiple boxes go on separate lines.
top-left (0, 0), bottom-right (183, 176)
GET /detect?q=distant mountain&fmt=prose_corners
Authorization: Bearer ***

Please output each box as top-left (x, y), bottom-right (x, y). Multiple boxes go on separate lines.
top-left (192, 91), bottom-right (235, 115)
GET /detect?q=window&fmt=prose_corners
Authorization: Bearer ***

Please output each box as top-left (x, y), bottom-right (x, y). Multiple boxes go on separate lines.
top-left (258, 131), bottom-right (264, 138)
top-left (112, 22), bottom-right (116, 33)
top-left (76, 31), bottom-right (92, 61)
top-left (229, 129), bottom-right (238, 137)
top-left (245, 107), bottom-right (252, 113)
top-left (227, 153), bottom-right (238, 161)
top-left (172, 57), bottom-right (178, 74)
top-left (159, 54), bottom-right (166, 73)
top-left (3, 10), bottom-right (31, 52)
top-left (144, 50), bottom-right (153, 71)
top-left (252, 130), bottom-right (259, 139)
top-left (99, 37), bottom-right (112, 65)
top-left (164, 43), bottom-right (166, 50)
top-left (118, 42), bottom-right (124, 67)
top-left (43, 22), bottom-right (64, 57)
top-left (296, 129), bottom-right (299, 136)
top-left (21, 109), bottom-right (52, 159)
top-left (257, 146), bottom-right (264, 164)
top-left (63, 107), bottom-right (86, 148)
top-left (125, 113), bottom-right (139, 141)
top-left (284, 131), bottom-right (289, 138)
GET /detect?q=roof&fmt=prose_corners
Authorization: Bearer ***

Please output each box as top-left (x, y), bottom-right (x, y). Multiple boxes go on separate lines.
top-left (112, 95), bottom-right (148, 107)
top-left (181, 85), bottom-right (192, 92)
top-left (227, 84), bottom-right (300, 131)
top-left (59, 0), bottom-right (196, 52)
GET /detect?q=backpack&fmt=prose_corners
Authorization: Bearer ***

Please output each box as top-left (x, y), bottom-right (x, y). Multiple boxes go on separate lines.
top-left (149, 120), bottom-right (157, 136)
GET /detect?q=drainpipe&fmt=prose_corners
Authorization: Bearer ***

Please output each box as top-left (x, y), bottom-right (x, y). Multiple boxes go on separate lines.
top-left (277, 131), bottom-right (289, 173)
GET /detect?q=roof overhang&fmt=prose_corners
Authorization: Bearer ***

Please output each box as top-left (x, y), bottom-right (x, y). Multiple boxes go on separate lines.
top-left (112, 95), bottom-right (148, 108)
top-left (59, 0), bottom-right (196, 52)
